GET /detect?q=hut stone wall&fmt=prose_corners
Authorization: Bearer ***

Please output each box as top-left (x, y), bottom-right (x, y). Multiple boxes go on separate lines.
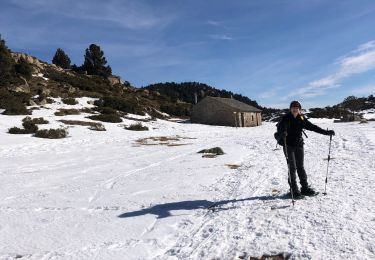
top-left (234, 112), bottom-right (262, 127)
top-left (191, 98), bottom-right (225, 124)
top-left (191, 97), bottom-right (262, 127)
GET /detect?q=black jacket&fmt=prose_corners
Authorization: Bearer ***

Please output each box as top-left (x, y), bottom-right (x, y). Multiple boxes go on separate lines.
top-left (276, 112), bottom-right (329, 146)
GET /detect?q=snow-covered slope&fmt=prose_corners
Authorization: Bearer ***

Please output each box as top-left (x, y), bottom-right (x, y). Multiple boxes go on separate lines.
top-left (0, 100), bottom-right (374, 260)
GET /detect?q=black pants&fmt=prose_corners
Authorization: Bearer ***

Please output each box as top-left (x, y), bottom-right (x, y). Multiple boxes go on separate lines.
top-left (283, 145), bottom-right (308, 190)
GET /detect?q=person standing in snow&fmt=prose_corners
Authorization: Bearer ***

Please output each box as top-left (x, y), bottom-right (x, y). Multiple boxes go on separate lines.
top-left (274, 101), bottom-right (335, 198)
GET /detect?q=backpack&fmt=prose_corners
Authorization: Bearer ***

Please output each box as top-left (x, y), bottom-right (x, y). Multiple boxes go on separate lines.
top-left (274, 120), bottom-right (285, 146)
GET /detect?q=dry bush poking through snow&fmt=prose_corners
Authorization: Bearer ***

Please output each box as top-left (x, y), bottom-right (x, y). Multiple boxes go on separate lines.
top-left (87, 114), bottom-right (122, 123)
top-left (54, 108), bottom-right (81, 116)
top-left (34, 128), bottom-right (68, 139)
top-left (62, 97), bottom-right (78, 105)
top-left (125, 122), bottom-right (149, 131)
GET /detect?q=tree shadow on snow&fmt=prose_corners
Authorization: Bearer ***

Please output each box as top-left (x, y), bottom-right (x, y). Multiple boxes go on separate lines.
top-left (118, 194), bottom-right (290, 219)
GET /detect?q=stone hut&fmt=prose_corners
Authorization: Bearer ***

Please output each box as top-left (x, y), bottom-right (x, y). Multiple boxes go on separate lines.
top-left (191, 96), bottom-right (262, 127)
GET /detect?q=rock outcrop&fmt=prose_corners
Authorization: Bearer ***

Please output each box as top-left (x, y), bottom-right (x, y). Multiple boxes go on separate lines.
top-left (7, 77), bottom-right (30, 93)
top-left (12, 52), bottom-right (46, 74)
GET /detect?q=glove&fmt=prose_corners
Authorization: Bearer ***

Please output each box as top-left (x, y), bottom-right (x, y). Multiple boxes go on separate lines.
top-left (326, 130), bottom-right (335, 136)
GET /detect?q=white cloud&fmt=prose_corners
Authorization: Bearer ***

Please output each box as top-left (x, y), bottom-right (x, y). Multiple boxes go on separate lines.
top-left (9, 0), bottom-right (174, 30)
top-left (355, 40), bottom-right (375, 52)
top-left (337, 48), bottom-right (375, 76)
top-left (209, 34), bottom-right (233, 41)
top-left (206, 20), bottom-right (221, 26)
top-left (289, 40), bottom-right (375, 98)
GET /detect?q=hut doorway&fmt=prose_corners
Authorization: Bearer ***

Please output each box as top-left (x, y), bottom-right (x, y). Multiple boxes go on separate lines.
top-left (241, 112), bottom-right (245, 127)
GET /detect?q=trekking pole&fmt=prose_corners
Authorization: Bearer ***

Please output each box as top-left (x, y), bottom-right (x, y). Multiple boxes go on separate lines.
top-left (283, 134), bottom-right (295, 206)
top-left (323, 134), bottom-right (333, 195)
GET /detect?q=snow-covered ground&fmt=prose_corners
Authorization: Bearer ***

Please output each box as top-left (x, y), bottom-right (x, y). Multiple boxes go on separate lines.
top-left (362, 108), bottom-right (375, 120)
top-left (1, 100), bottom-right (375, 260)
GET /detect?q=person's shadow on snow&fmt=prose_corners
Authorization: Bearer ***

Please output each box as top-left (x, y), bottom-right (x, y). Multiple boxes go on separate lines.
top-left (118, 194), bottom-right (289, 219)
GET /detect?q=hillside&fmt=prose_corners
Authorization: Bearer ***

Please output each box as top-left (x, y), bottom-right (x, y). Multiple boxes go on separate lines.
top-left (0, 37), bottom-right (194, 121)
top-left (1, 37), bottom-right (269, 122)
top-left (143, 82), bottom-right (262, 109)
top-left (8, 35), bottom-right (372, 124)
top-left (0, 53), bottom-right (192, 119)
top-left (302, 95), bottom-right (375, 120)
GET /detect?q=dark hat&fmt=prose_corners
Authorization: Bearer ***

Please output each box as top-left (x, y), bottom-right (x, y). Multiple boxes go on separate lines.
top-left (290, 100), bottom-right (301, 109)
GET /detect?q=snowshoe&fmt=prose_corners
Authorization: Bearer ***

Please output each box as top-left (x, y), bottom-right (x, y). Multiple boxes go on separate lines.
top-left (287, 190), bottom-right (304, 199)
top-left (301, 186), bottom-right (319, 196)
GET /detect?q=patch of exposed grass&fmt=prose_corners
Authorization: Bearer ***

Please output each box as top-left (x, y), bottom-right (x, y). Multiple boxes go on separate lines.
top-left (34, 128), bottom-right (68, 139)
top-left (134, 136), bottom-right (193, 146)
top-left (225, 164), bottom-right (241, 169)
top-left (88, 124), bottom-right (106, 131)
top-left (80, 107), bottom-right (95, 114)
top-left (92, 106), bottom-right (118, 115)
top-left (54, 108), bottom-right (81, 116)
top-left (59, 119), bottom-right (105, 131)
top-left (62, 97), bottom-right (78, 105)
top-left (124, 122), bottom-right (149, 131)
top-left (123, 115), bottom-right (155, 122)
top-left (87, 113), bottom-right (122, 123)
top-left (22, 116), bottom-right (49, 124)
top-left (248, 253), bottom-right (291, 260)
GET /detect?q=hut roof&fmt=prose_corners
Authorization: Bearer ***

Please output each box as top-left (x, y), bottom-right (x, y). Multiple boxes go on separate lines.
top-left (206, 96), bottom-right (262, 112)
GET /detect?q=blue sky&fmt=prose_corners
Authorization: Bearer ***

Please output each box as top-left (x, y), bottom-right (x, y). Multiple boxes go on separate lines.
top-left (1, 0), bottom-right (375, 108)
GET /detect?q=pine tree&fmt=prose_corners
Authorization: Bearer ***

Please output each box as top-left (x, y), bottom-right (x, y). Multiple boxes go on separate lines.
top-left (82, 44), bottom-right (112, 77)
top-left (342, 96), bottom-right (362, 112)
top-left (52, 48), bottom-right (71, 69)
top-left (0, 35), bottom-right (16, 86)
